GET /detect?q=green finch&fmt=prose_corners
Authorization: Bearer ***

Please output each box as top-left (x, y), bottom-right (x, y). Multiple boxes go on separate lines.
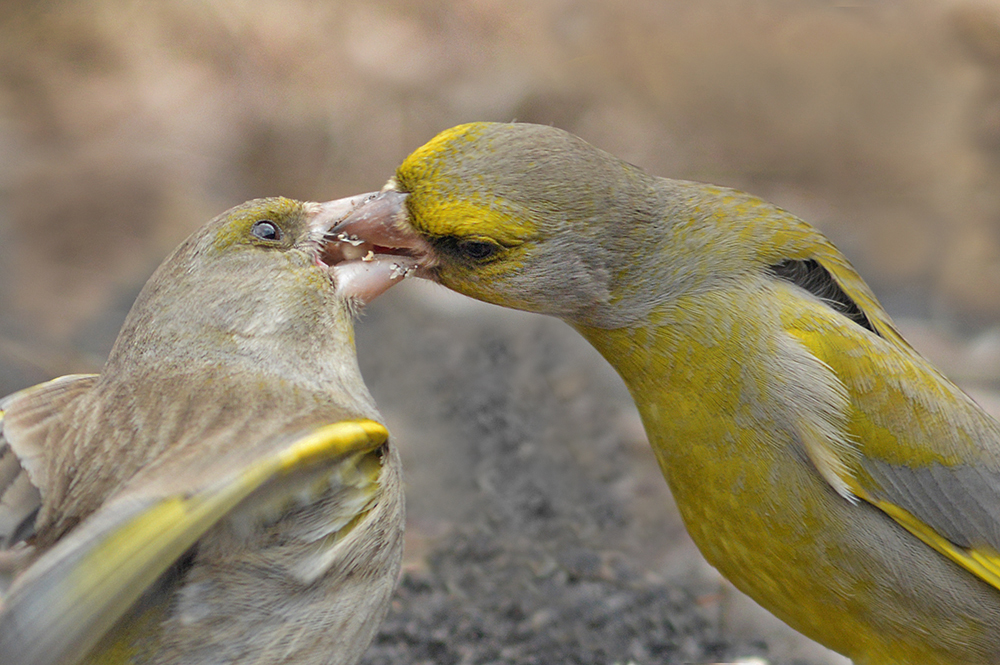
top-left (328, 122), bottom-right (1000, 664)
top-left (0, 196), bottom-right (413, 665)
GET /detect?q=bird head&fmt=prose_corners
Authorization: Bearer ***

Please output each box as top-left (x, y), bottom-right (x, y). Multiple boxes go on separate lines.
top-left (328, 122), bottom-right (679, 327)
top-left (105, 196), bottom-right (419, 399)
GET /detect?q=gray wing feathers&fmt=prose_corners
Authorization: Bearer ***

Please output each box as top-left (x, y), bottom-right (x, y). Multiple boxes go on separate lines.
top-left (0, 423), bottom-right (42, 550)
top-left (0, 375), bottom-right (98, 552)
top-left (0, 443), bottom-right (40, 549)
top-left (865, 458), bottom-right (1000, 552)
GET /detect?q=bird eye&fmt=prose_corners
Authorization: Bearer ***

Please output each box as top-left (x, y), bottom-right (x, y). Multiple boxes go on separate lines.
top-left (251, 220), bottom-right (282, 241)
top-left (456, 238), bottom-right (501, 261)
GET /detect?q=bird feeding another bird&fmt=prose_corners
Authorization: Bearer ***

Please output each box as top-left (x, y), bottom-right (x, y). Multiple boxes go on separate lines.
top-left (328, 121), bottom-right (1000, 665)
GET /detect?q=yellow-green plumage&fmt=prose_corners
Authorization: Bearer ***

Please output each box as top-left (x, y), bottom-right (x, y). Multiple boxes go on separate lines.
top-left (0, 198), bottom-right (404, 665)
top-left (334, 122), bottom-right (1000, 664)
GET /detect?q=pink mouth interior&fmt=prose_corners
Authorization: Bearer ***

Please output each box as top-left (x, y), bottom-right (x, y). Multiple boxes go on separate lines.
top-left (322, 233), bottom-right (425, 304)
top-left (319, 232), bottom-right (417, 268)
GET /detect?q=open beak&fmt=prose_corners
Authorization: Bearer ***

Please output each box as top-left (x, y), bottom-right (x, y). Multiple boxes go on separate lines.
top-left (312, 189), bottom-right (433, 305)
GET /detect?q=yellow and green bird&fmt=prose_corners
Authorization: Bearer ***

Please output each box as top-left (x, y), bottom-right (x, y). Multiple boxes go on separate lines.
top-left (329, 122), bottom-right (1000, 664)
top-left (0, 196), bottom-right (412, 665)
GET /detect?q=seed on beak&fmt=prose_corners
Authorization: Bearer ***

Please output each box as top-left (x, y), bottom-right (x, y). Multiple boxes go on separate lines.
top-left (338, 242), bottom-right (371, 262)
top-left (336, 232), bottom-right (367, 247)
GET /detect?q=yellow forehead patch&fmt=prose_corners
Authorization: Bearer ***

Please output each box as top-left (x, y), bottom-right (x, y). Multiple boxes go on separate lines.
top-left (399, 123), bottom-right (492, 179)
top-left (395, 123), bottom-right (537, 245)
top-left (407, 196), bottom-right (534, 247)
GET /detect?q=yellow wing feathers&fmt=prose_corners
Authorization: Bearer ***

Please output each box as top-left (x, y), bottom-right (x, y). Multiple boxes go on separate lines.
top-left (777, 275), bottom-right (1000, 595)
top-left (0, 418), bottom-right (388, 665)
top-left (873, 497), bottom-right (1000, 591)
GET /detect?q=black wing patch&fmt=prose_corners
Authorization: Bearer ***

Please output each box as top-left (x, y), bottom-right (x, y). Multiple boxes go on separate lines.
top-left (769, 259), bottom-right (879, 336)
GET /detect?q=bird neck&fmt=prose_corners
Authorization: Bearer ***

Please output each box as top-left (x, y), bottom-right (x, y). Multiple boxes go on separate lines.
top-left (102, 274), bottom-right (378, 420)
top-left (573, 289), bottom-right (776, 471)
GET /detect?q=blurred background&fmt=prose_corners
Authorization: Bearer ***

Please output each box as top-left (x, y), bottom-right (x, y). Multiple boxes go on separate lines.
top-left (4, 1), bottom-right (1000, 663)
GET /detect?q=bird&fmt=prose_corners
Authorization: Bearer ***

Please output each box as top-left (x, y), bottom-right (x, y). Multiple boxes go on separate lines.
top-left (326, 121), bottom-right (1000, 665)
top-left (0, 195), bottom-right (414, 665)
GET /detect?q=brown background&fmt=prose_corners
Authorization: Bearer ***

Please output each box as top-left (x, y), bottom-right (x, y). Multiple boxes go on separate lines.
top-left (4, 2), bottom-right (1000, 663)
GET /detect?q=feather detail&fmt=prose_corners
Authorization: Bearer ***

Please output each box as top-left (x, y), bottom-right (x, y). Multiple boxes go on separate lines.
top-left (0, 418), bottom-right (389, 665)
top-left (872, 496), bottom-right (1000, 592)
top-left (1, 375), bottom-right (99, 502)
top-left (775, 332), bottom-right (859, 502)
top-left (0, 415), bottom-right (40, 551)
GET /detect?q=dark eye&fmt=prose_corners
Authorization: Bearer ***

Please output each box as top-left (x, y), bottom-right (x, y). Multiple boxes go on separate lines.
top-left (456, 238), bottom-right (501, 261)
top-left (251, 220), bottom-right (281, 241)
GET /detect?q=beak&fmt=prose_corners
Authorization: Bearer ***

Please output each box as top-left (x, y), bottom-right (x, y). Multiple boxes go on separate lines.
top-left (318, 189), bottom-right (434, 305)
top-left (330, 190), bottom-right (417, 249)
top-left (308, 191), bottom-right (381, 234)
